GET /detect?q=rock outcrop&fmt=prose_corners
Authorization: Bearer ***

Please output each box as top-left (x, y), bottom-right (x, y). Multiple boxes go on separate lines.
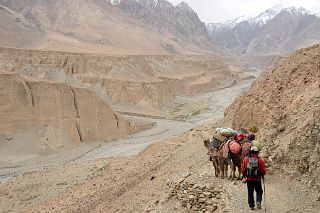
top-left (224, 44), bottom-right (320, 195)
top-left (0, 73), bottom-right (144, 143)
top-left (0, 47), bottom-right (237, 109)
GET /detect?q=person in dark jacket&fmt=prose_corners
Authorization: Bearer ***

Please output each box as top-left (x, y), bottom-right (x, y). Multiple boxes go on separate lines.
top-left (241, 146), bottom-right (267, 210)
top-left (247, 133), bottom-right (256, 142)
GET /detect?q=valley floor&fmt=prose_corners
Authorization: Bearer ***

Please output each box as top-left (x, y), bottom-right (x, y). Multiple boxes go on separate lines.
top-left (0, 79), bottom-right (252, 181)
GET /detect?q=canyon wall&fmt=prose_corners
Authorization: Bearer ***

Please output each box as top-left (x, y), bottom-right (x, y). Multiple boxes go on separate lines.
top-left (0, 48), bottom-right (237, 109)
top-left (0, 73), bottom-right (145, 143)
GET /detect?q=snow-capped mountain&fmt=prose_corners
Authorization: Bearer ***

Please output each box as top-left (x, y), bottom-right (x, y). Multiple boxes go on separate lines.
top-left (110, 0), bottom-right (120, 5)
top-left (208, 4), bottom-right (318, 32)
top-left (310, 7), bottom-right (320, 16)
top-left (206, 5), bottom-right (284, 32)
top-left (110, 0), bottom-right (159, 7)
top-left (247, 4), bottom-right (284, 26)
top-left (207, 15), bottom-right (247, 31)
top-left (207, 5), bottom-right (320, 55)
top-left (208, 4), bottom-right (315, 32)
top-left (248, 6), bottom-right (314, 26)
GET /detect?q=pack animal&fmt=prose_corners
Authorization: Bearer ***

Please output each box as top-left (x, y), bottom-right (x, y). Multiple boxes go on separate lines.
top-left (204, 138), bottom-right (234, 179)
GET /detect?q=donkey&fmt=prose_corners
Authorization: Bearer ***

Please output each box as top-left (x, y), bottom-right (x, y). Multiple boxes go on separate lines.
top-left (204, 139), bottom-right (234, 179)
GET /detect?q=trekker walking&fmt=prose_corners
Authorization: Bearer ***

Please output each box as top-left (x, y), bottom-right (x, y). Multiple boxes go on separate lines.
top-left (241, 146), bottom-right (266, 210)
top-left (247, 133), bottom-right (255, 142)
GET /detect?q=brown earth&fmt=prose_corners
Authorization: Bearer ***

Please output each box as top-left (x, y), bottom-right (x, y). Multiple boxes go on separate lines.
top-left (1, 124), bottom-right (319, 213)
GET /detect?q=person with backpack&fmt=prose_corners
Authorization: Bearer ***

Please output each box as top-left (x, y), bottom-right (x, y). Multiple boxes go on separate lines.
top-left (247, 133), bottom-right (255, 142)
top-left (241, 146), bottom-right (266, 210)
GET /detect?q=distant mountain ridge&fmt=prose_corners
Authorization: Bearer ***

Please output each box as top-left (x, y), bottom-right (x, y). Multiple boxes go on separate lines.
top-left (0, 1), bottom-right (319, 56)
top-left (208, 5), bottom-right (319, 31)
top-left (0, 0), bottom-right (211, 54)
top-left (207, 5), bottom-right (320, 55)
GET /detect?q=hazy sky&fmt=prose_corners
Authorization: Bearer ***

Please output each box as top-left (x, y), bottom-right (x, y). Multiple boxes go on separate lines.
top-left (168, 0), bottom-right (320, 23)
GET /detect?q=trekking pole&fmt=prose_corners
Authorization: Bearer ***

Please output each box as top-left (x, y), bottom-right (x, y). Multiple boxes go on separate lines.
top-left (263, 176), bottom-right (267, 213)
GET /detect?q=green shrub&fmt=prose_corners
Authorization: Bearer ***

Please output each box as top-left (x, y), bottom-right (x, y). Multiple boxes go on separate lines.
top-left (249, 126), bottom-right (259, 133)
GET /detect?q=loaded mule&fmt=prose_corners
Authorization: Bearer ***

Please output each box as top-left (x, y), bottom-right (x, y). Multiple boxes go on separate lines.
top-left (204, 133), bottom-right (233, 179)
top-left (227, 134), bottom-right (252, 180)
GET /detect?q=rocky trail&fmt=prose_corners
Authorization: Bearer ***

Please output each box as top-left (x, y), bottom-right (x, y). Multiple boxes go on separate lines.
top-left (225, 175), bottom-right (320, 213)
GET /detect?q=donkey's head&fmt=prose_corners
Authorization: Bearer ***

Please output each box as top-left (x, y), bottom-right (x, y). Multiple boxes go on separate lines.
top-left (203, 139), bottom-right (212, 149)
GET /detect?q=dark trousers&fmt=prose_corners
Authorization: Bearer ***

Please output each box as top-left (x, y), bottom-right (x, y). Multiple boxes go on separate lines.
top-left (246, 180), bottom-right (263, 208)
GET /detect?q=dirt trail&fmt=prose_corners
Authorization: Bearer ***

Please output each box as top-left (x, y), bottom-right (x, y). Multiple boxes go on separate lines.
top-left (224, 175), bottom-right (320, 213)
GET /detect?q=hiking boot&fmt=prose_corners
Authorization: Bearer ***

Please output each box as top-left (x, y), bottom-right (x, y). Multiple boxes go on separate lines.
top-left (256, 202), bottom-right (261, 209)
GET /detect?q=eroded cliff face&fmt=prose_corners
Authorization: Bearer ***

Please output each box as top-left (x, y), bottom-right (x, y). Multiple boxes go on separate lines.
top-left (0, 48), bottom-right (237, 109)
top-left (224, 44), bottom-right (320, 194)
top-left (0, 73), bottom-right (144, 144)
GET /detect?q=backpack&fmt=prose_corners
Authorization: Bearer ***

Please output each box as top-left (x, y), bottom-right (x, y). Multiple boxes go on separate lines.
top-left (216, 128), bottom-right (238, 137)
top-left (241, 142), bottom-right (252, 157)
top-left (210, 139), bottom-right (221, 149)
top-left (229, 140), bottom-right (241, 155)
top-left (246, 156), bottom-right (261, 177)
top-left (212, 132), bottom-right (227, 143)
